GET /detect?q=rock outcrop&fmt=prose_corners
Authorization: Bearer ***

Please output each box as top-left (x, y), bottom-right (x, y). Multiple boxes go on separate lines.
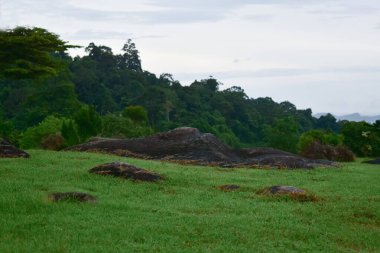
top-left (0, 139), bottom-right (29, 158)
top-left (89, 162), bottom-right (162, 182)
top-left (67, 127), bottom-right (335, 169)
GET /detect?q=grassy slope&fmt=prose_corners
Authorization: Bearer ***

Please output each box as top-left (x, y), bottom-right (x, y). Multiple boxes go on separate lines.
top-left (0, 150), bottom-right (379, 253)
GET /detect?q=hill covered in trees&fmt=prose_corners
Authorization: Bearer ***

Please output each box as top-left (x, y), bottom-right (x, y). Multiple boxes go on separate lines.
top-left (0, 27), bottom-right (379, 157)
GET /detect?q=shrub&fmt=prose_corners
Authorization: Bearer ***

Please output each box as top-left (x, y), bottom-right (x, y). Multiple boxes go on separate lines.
top-left (20, 116), bottom-right (64, 149)
top-left (334, 145), bottom-right (356, 162)
top-left (61, 119), bottom-right (80, 147)
top-left (122, 105), bottom-right (148, 125)
top-left (300, 141), bottom-right (355, 162)
top-left (340, 121), bottom-right (380, 157)
top-left (298, 129), bottom-right (343, 152)
top-left (41, 133), bottom-right (65, 150)
top-left (263, 117), bottom-right (300, 153)
top-left (73, 105), bottom-right (102, 142)
top-left (101, 114), bottom-right (154, 138)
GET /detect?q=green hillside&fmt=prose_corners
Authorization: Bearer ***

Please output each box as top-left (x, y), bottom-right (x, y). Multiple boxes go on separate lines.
top-left (0, 150), bottom-right (379, 252)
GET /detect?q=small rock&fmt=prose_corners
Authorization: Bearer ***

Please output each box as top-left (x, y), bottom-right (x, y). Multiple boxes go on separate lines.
top-left (89, 162), bottom-right (162, 182)
top-left (49, 192), bottom-right (97, 202)
top-left (218, 184), bottom-right (240, 191)
top-left (268, 185), bottom-right (306, 195)
top-left (258, 185), bottom-right (318, 202)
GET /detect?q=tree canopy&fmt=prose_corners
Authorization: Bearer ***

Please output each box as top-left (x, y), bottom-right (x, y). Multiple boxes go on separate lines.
top-left (1, 26), bottom-right (378, 157)
top-left (0, 27), bottom-right (77, 79)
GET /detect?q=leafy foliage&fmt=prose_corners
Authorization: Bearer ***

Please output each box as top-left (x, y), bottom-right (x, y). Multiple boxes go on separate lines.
top-left (340, 121), bottom-right (380, 157)
top-left (101, 114), bottom-right (153, 138)
top-left (263, 117), bottom-right (300, 153)
top-left (73, 106), bottom-right (102, 142)
top-left (20, 116), bottom-right (65, 149)
top-left (298, 129), bottom-right (344, 151)
top-left (61, 119), bottom-right (80, 147)
top-left (0, 27), bottom-right (77, 79)
top-left (1, 26), bottom-right (377, 155)
top-left (123, 105), bottom-right (148, 124)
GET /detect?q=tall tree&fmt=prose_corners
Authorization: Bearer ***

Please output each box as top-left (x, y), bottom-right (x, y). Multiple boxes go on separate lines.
top-left (0, 27), bottom-right (77, 79)
top-left (121, 39), bottom-right (142, 72)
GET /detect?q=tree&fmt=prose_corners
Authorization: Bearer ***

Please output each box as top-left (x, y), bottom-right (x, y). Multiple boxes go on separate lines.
top-left (298, 129), bottom-right (344, 152)
top-left (73, 106), bottom-right (102, 142)
top-left (340, 121), bottom-right (380, 157)
top-left (121, 39), bottom-right (142, 72)
top-left (0, 27), bottom-right (77, 79)
top-left (61, 119), bottom-right (80, 147)
top-left (85, 42), bottom-right (115, 70)
top-left (316, 113), bottom-right (339, 132)
top-left (263, 117), bottom-right (300, 153)
top-left (123, 105), bottom-right (148, 125)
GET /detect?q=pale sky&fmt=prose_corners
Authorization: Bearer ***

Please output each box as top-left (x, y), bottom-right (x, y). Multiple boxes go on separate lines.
top-left (1, 0), bottom-right (380, 115)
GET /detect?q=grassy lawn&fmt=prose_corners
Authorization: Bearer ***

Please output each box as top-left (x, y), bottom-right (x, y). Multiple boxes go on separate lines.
top-left (0, 150), bottom-right (379, 252)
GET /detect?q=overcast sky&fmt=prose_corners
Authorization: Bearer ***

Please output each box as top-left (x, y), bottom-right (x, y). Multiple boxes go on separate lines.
top-left (1, 0), bottom-right (380, 115)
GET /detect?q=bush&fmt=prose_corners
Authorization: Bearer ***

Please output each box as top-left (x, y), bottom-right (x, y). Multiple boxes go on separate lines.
top-left (101, 114), bottom-right (154, 138)
top-left (298, 129), bottom-right (343, 152)
top-left (20, 116), bottom-right (65, 149)
top-left (334, 145), bottom-right (356, 162)
top-left (0, 118), bottom-right (20, 146)
top-left (73, 105), bottom-right (102, 142)
top-left (41, 133), bottom-right (65, 150)
top-left (300, 141), bottom-right (355, 162)
top-left (122, 105), bottom-right (148, 125)
top-left (61, 119), bottom-right (80, 147)
top-left (340, 121), bottom-right (380, 157)
top-left (263, 117), bottom-right (300, 153)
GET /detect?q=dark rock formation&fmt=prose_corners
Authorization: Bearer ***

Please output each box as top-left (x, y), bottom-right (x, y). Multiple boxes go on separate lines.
top-left (218, 185), bottom-right (240, 191)
top-left (89, 162), bottom-right (162, 182)
top-left (265, 185), bottom-right (306, 195)
top-left (0, 139), bottom-right (29, 158)
top-left (257, 185), bottom-right (318, 202)
top-left (49, 192), bottom-right (97, 202)
top-left (67, 127), bottom-right (335, 169)
top-left (237, 147), bottom-right (331, 169)
top-left (363, 158), bottom-right (380, 165)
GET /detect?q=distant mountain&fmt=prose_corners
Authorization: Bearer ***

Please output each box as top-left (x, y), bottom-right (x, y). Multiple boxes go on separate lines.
top-left (314, 113), bottom-right (380, 123)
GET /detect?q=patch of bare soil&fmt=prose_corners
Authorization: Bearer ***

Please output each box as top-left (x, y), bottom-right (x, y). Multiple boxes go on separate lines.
top-left (67, 127), bottom-right (336, 169)
top-left (0, 139), bottom-right (29, 158)
top-left (218, 185), bottom-right (240, 191)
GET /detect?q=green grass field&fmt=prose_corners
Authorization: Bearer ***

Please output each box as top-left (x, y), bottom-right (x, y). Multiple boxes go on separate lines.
top-left (0, 150), bottom-right (379, 252)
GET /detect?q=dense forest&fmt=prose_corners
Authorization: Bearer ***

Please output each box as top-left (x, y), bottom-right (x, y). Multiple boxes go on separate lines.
top-left (1, 27), bottom-right (379, 157)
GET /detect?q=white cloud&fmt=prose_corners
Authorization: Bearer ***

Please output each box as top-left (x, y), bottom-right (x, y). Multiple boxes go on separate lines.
top-left (1, 0), bottom-right (380, 115)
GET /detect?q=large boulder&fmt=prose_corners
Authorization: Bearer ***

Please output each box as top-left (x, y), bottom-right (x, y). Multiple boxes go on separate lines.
top-left (67, 127), bottom-right (335, 169)
top-left (237, 147), bottom-right (326, 169)
top-left (69, 127), bottom-right (239, 163)
top-left (0, 139), bottom-right (29, 158)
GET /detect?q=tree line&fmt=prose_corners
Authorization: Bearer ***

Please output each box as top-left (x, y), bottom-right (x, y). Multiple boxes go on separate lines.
top-left (0, 27), bottom-right (379, 157)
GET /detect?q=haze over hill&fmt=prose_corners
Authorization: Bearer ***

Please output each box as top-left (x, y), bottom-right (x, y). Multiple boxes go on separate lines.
top-left (315, 113), bottom-right (380, 123)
